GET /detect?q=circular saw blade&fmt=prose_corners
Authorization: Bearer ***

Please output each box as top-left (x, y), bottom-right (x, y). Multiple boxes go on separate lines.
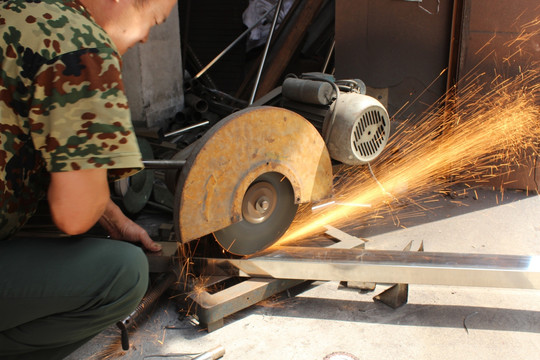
top-left (214, 172), bottom-right (298, 256)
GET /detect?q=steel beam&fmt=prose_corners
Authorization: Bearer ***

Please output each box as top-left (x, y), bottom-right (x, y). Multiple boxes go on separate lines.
top-left (199, 246), bottom-right (540, 290)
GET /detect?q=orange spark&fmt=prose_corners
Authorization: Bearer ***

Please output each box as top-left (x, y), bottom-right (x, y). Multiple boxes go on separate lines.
top-left (278, 20), bottom-right (540, 245)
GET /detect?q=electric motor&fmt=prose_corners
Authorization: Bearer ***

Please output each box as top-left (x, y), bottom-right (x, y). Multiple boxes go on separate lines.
top-left (280, 75), bottom-right (390, 165)
top-left (326, 92), bottom-right (390, 165)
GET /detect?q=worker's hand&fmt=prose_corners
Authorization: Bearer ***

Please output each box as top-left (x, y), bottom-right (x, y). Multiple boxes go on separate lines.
top-left (99, 199), bottom-right (162, 252)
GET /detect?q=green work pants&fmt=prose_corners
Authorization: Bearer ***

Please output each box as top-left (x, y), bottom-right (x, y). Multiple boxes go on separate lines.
top-left (0, 236), bottom-right (149, 360)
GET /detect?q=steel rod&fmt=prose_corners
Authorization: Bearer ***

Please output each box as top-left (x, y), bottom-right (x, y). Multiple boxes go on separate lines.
top-left (193, 5), bottom-right (278, 80)
top-left (199, 246), bottom-right (540, 290)
top-left (248, 0), bottom-right (284, 105)
top-left (164, 120), bottom-right (210, 138)
top-left (322, 40), bottom-right (335, 74)
top-left (143, 160), bottom-right (186, 169)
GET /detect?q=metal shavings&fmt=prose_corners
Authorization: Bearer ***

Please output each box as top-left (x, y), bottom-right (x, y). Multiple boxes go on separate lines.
top-left (463, 311), bottom-right (479, 334)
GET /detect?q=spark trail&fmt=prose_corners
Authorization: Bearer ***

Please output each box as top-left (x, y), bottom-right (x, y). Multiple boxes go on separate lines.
top-left (278, 21), bottom-right (540, 244)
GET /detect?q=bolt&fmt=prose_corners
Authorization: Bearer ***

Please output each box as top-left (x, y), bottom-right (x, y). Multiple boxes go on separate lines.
top-left (257, 199), bottom-right (270, 212)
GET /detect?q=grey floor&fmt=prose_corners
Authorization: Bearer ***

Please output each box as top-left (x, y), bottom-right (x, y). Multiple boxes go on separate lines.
top-left (69, 187), bottom-right (540, 360)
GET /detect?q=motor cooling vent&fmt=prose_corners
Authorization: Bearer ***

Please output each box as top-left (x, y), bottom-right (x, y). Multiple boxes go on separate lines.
top-left (352, 109), bottom-right (388, 159)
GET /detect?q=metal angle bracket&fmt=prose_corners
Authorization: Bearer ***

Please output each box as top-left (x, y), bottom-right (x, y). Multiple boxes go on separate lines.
top-left (190, 277), bottom-right (304, 332)
top-left (190, 226), bottom-right (365, 332)
top-left (373, 240), bottom-right (424, 309)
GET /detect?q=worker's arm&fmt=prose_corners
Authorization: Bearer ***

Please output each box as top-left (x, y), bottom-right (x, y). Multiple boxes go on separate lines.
top-left (48, 168), bottom-right (161, 252)
top-left (48, 168), bottom-right (110, 235)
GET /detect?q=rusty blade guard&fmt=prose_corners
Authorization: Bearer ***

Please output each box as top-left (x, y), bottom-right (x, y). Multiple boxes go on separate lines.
top-left (174, 106), bottom-right (333, 248)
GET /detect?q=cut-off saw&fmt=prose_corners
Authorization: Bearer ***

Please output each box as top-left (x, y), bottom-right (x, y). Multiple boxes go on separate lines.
top-left (120, 74), bottom-right (391, 255)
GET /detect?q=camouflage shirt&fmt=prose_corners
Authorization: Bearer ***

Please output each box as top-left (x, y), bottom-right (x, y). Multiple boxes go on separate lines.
top-left (0, 0), bottom-right (143, 240)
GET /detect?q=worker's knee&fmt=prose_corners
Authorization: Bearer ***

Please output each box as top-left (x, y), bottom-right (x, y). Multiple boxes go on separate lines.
top-left (105, 242), bottom-right (149, 316)
top-left (83, 239), bottom-right (149, 322)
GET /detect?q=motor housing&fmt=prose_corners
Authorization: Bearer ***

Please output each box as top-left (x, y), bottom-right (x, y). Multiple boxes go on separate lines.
top-left (281, 75), bottom-right (390, 165)
top-left (326, 92), bottom-right (390, 164)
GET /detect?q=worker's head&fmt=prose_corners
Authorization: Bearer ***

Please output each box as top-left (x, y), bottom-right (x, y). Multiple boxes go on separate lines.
top-left (81, 0), bottom-right (178, 55)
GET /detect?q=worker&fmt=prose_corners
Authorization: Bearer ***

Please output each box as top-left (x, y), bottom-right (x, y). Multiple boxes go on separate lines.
top-left (0, 0), bottom-right (177, 358)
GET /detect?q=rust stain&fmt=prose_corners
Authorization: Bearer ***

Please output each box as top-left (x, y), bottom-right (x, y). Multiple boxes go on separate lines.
top-left (202, 174), bottom-right (217, 222)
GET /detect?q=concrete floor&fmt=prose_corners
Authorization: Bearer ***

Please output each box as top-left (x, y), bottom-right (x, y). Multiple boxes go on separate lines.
top-left (68, 187), bottom-right (540, 360)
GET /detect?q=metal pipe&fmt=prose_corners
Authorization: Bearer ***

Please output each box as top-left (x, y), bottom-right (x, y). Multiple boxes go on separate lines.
top-left (164, 120), bottom-right (210, 138)
top-left (249, 0), bottom-right (284, 105)
top-left (185, 93), bottom-right (209, 113)
top-left (193, 5), bottom-right (278, 80)
top-left (143, 159), bottom-right (186, 169)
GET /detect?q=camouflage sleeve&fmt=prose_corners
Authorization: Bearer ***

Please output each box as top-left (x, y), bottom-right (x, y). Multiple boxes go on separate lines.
top-left (29, 46), bottom-right (142, 180)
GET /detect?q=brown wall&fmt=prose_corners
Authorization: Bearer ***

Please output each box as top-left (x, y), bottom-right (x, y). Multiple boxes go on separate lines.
top-left (335, 0), bottom-right (539, 190)
top-left (335, 0), bottom-right (454, 120)
top-left (457, 0), bottom-right (539, 83)
top-left (456, 0), bottom-right (539, 190)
